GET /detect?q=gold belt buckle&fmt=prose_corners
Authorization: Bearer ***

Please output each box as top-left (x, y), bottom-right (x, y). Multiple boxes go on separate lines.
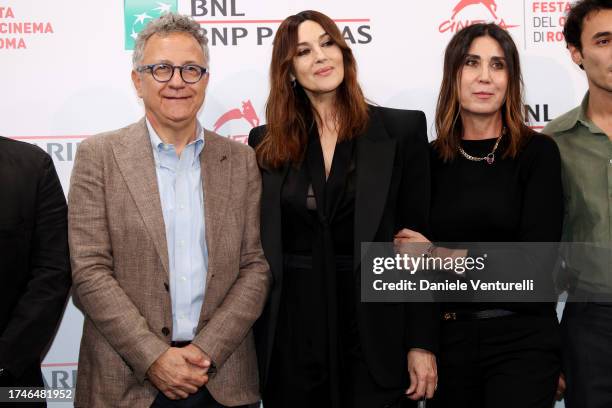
top-left (443, 312), bottom-right (457, 321)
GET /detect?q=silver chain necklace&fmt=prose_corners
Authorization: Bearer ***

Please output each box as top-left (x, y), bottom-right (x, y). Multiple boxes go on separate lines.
top-left (458, 128), bottom-right (506, 165)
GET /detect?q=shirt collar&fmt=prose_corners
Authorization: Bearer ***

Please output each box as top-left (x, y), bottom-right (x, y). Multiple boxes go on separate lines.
top-left (555, 92), bottom-right (606, 136)
top-left (146, 118), bottom-right (205, 162)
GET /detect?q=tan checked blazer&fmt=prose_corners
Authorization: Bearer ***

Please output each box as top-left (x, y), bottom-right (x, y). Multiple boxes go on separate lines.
top-left (68, 118), bottom-right (270, 407)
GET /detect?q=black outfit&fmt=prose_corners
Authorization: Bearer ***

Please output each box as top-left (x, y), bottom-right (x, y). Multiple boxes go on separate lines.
top-left (249, 105), bottom-right (439, 408)
top-left (428, 133), bottom-right (563, 408)
top-left (0, 137), bottom-right (71, 407)
top-left (561, 299), bottom-right (612, 408)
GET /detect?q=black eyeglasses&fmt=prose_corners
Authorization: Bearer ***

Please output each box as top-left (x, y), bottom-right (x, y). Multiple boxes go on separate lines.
top-left (136, 63), bottom-right (209, 84)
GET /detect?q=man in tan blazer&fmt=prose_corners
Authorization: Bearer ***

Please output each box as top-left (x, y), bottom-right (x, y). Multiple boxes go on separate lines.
top-left (68, 13), bottom-right (270, 408)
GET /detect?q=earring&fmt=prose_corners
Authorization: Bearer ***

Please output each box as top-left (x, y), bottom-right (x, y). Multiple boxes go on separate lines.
top-left (290, 78), bottom-right (296, 88)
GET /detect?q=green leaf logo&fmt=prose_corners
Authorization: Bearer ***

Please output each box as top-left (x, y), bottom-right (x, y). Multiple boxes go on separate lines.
top-left (124, 0), bottom-right (178, 50)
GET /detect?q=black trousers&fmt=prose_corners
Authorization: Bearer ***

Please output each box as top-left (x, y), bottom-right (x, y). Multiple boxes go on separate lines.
top-left (562, 302), bottom-right (612, 408)
top-left (264, 351), bottom-right (416, 408)
top-left (430, 314), bottom-right (560, 408)
top-left (150, 387), bottom-right (251, 408)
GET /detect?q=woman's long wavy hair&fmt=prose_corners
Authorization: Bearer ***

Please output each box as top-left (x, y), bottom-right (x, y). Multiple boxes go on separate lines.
top-left (255, 10), bottom-right (369, 169)
top-left (434, 23), bottom-right (532, 162)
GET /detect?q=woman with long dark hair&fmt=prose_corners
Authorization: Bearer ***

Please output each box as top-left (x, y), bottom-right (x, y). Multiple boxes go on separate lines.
top-left (248, 10), bottom-right (438, 408)
top-left (395, 23), bottom-right (563, 408)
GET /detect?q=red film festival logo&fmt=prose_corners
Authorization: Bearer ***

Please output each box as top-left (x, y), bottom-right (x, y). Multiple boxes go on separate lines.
top-left (213, 100), bottom-right (260, 144)
top-left (530, 2), bottom-right (571, 44)
top-left (0, 6), bottom-right (54, 49)
top-left (439, 0), bottom-right (519, 33)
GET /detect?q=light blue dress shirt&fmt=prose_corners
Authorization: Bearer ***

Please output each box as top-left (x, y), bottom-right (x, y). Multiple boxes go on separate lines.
top-left (147, 119), bottom-right (208, 341)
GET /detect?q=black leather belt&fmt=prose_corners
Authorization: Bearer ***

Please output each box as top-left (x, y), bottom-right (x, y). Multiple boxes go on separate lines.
top-left (171, 340), bottom-right (192, 347)
top-left (284, 253), bottom-right (353, 269)
top-left (442, 309), bottom-right (517, 321)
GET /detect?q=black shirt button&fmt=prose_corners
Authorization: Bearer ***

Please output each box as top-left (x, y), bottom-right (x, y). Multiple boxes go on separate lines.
top-left (161, 327), bottom-right (170, 336)
top-left (164, 282), bottom-right (169, 292)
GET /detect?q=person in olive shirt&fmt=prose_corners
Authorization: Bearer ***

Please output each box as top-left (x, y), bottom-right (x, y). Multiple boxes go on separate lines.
top-left (543, 1), bottom-right (612, 407)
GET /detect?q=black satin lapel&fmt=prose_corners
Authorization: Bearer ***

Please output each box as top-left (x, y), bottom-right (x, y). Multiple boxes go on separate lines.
top-left (260, 164), bottom-right (288, 283)
top-left (325, 139), bottom-right (354, 222)
top-left (354, 113), bottom-right (397, 268)
top-left (258, 162), bottom-right (288, 385)
top-left (306, 130), bottom-right (328, 224)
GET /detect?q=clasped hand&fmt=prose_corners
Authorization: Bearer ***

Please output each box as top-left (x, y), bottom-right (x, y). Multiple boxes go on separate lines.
top-left (147, 344), bottom-right (211, 400)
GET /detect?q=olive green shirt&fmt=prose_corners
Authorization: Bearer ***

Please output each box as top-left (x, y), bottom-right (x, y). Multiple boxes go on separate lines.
top-left (544, 92), bottom-right (612, 293)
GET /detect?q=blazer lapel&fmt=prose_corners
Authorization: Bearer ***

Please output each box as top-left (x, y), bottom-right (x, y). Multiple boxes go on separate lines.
top-left (200, 130), bottom-right (231, 292)
top-left (354, 109), bottom-right (397, 269)
top-left (111, 118), bottom-right (170, 276)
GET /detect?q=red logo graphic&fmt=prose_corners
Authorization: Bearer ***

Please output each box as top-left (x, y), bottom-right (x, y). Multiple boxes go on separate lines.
top-left (452, 0), bottom-right (498, 20)
top-left (213, 100), bottom-right (260, 144)
top-left (439, 0), bottom-right (518, 33)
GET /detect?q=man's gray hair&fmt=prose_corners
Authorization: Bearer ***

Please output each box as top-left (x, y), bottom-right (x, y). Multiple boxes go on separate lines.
top-left (132, 12), bottom-right (209, 68)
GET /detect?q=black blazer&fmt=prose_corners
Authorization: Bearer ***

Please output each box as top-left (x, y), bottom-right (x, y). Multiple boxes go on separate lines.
top-left (248, 105), bottom-right (439, 389)
top-left (0, 137), bottom-right (71, 387)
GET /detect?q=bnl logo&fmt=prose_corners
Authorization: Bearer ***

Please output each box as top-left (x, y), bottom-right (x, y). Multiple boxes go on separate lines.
top-left (124, 0), bottom-right (178, 50)
top-left (452, 0), bottom-right (498, 20)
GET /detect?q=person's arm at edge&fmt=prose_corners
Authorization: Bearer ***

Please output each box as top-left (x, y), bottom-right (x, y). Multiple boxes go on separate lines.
top-left (0, 152), bottom-right (71, 379)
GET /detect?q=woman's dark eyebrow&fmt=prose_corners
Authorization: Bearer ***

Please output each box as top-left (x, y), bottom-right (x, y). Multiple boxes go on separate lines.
top-left (297, 32), bottom-right (330, 47)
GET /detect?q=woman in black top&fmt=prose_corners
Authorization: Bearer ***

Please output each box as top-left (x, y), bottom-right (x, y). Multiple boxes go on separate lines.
top-left (248, 10), bottom-right (438, 408)
top-left (395, 23), bottom-right (563, 408)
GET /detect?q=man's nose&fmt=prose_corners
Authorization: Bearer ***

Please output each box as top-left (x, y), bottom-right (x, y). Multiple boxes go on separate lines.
top-left (168, 66), bottom-right (186, 87)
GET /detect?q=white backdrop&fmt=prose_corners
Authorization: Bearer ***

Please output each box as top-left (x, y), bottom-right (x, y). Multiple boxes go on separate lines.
top-left (0, 1), bottom-right (583, 406)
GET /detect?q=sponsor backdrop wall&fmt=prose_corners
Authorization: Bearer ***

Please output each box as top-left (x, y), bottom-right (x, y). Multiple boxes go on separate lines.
top-left (1, 1), bottom-right (582, 406)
